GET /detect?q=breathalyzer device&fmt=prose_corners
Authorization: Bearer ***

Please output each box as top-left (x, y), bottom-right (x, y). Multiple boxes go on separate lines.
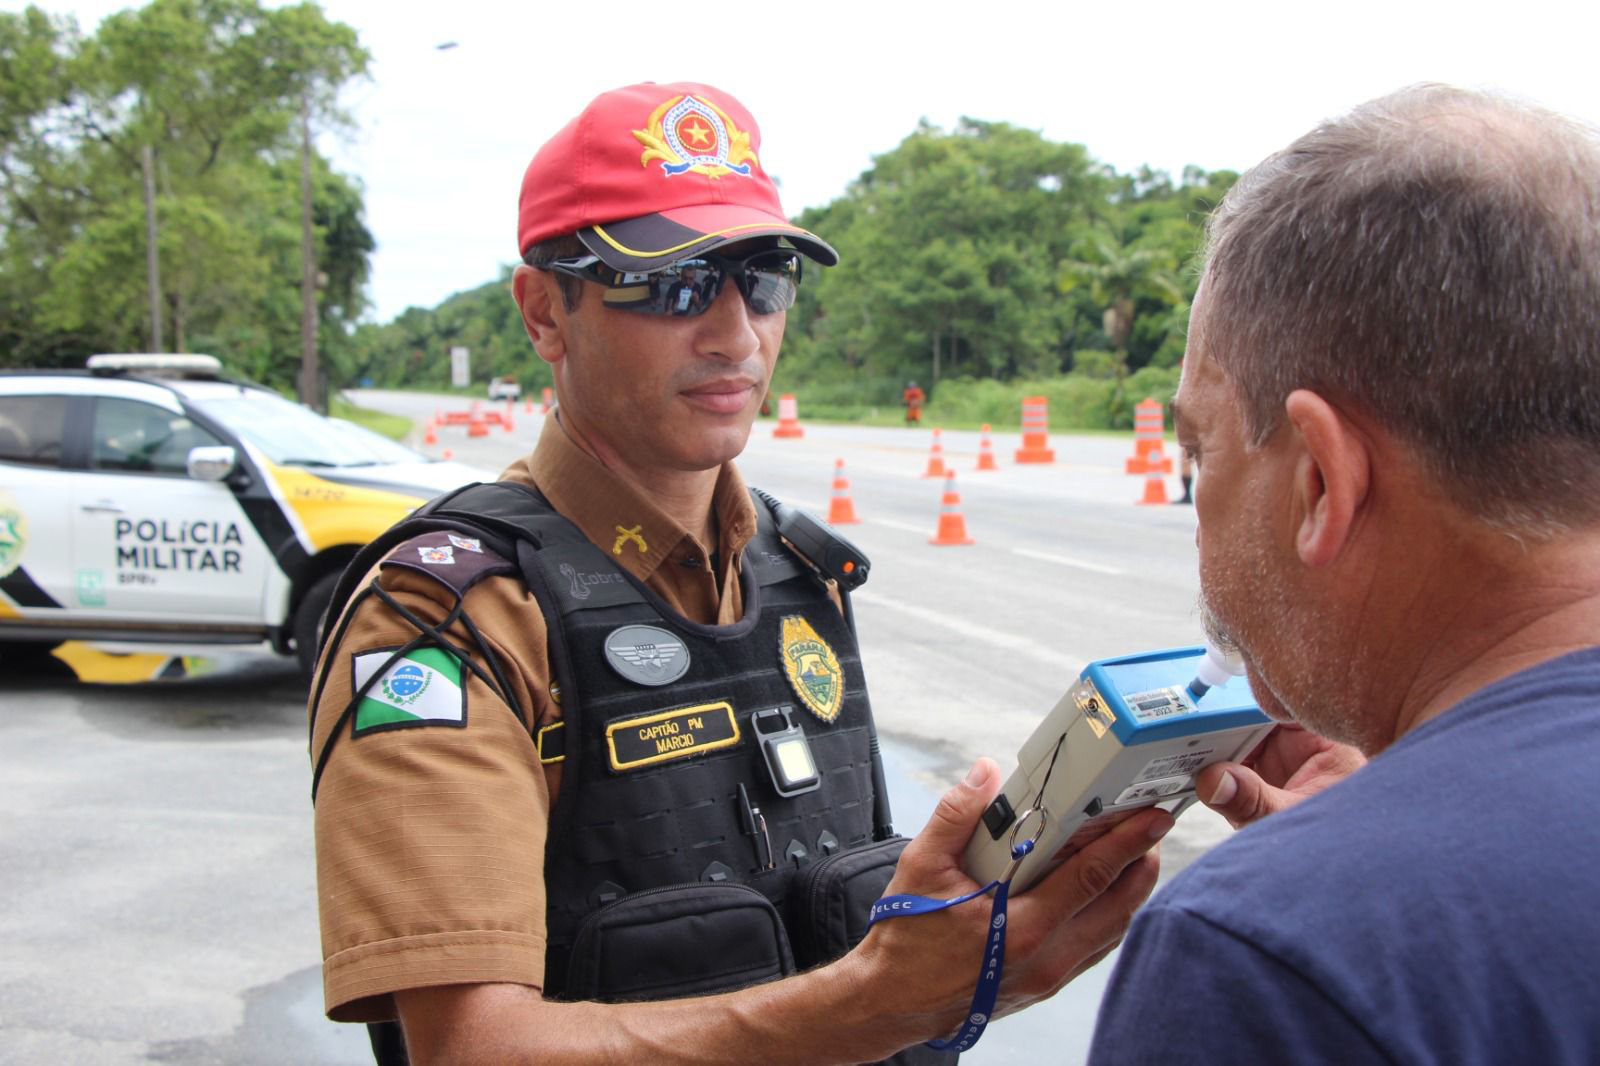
top-left (961, 644), bottom-right (1273, 895)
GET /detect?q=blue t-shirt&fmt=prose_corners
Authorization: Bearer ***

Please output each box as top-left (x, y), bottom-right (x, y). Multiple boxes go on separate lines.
top-left (1087, 648), bottom-right (1600, 1066)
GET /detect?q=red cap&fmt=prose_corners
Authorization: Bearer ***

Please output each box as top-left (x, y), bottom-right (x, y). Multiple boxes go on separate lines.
top-left (517, 81), bottom-right (837, 273)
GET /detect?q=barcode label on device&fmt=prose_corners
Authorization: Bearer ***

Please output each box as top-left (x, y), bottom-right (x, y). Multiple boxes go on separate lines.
top-left (1124, 686), bottom-right (1195, 722)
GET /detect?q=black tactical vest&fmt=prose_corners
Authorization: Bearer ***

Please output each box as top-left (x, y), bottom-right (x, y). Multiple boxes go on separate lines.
top-left (316, 482), bottom-right (954, 1065)
top-left (527, 494), bottom-right (891, 998)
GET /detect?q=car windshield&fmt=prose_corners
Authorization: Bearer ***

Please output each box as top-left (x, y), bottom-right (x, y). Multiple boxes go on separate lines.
top-left (186, 389), bottom-right (420, 468)
top-left (322, 418), bottom-right (432, 464)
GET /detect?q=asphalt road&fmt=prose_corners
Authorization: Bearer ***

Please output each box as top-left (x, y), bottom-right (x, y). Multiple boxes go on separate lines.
top-left (0, 390), bottom-right (1231, 1065)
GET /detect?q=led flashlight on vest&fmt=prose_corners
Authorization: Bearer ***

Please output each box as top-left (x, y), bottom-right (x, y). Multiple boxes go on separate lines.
top-left (961, 643), bottom-right (1273, 895)
top-left (752, 706), bottom-right (821, 797)
top-left (750, 488), bottom-right (869, 591)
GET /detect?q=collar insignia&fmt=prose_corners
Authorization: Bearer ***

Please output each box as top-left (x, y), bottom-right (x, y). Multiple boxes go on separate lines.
top-left (780, 615), bottom-right (843, 723)
top-left (447, 534), bottom-right (482, 553)
top-left (634, 94), bottom-right (757, 178)
top-left (417, 544), bottom-right (455, 565)
top-left (613, 525), bottom-right (648, 555)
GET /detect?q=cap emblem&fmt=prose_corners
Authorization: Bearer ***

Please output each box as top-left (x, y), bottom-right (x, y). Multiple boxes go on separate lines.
top-left (634, 94), bottom-right (757, 179)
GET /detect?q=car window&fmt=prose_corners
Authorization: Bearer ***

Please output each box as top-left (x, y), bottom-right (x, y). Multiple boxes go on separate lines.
top-left (91, 397), bottom-right (223, 475)
top-left (0, 393), bottom-right (69, 467)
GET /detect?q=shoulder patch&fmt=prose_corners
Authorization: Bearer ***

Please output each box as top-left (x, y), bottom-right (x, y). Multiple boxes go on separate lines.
top-left (351, 646), bottom-right (467, 736)
top-left (381, 530), bottom-right (515, 595)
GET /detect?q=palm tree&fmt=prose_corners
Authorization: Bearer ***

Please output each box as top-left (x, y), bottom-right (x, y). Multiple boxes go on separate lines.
top-left (1059, 230), bottom-right (1184, 372)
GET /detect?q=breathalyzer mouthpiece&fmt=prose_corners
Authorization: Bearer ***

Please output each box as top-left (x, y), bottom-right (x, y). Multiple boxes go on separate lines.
top-left (1186, 641), bottom-right (1245, 703)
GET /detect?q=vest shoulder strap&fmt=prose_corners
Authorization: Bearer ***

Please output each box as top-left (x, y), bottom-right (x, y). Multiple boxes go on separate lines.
top-left (317, 480), bottom-right (583, 658)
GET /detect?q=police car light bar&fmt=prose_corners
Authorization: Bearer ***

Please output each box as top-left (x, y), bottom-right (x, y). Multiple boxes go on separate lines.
top-left (87, 353), bottom-right (224, 375)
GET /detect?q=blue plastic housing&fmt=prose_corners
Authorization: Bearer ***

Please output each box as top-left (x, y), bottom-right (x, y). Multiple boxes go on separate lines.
top-left (1081, 645), bottom-right (1268, 745)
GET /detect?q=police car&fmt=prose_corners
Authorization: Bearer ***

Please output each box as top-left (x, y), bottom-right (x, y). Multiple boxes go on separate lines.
top-left (0, 354), bottom-right (492, 676)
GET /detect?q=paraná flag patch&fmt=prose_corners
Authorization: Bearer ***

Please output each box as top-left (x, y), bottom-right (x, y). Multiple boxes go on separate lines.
top-left (351, 646), bottom-right (466, 736)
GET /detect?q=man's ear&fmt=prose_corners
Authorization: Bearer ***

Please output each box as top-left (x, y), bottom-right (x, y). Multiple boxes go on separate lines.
top-left (1284, 389), bottom-right (1370, 568)
top-left (512, 264), bottom-right (568, 366)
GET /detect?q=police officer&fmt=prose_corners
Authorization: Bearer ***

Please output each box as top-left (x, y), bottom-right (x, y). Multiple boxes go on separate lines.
top-left (309, 81), bottom-right (1171, 1066)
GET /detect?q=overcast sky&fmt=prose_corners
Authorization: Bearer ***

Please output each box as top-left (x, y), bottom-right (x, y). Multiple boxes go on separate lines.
top-left (51, 0), bottom-right (1600, 322)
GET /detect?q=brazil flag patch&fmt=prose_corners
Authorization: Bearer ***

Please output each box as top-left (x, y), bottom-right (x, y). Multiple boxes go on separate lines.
top-left (351, 646), bottom-right (466, 737)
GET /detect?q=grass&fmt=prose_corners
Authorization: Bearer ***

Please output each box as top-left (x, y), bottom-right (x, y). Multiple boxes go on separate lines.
top-left (330, 396), bottom-right (413, 441)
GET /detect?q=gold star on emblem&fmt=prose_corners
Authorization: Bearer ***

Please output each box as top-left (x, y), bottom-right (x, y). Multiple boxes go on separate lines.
top-left (682, 119), bottom-right (713, 148)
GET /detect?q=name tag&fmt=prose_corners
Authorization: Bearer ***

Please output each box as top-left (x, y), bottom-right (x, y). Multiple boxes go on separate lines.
top-left (606, 701), bottom-right (742, 772)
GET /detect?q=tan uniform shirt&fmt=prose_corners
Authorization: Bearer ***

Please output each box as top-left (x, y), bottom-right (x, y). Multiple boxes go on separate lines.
top-left (311, 416), bottom-right (758, 1022)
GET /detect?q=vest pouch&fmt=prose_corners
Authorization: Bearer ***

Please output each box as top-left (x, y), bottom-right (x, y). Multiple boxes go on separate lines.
top-left (564, 881), bottom-right (796, 1003)
top-left (791, 835), bottom-right (911, 969)
top-left (791, 836), bottom-right (961, 1065)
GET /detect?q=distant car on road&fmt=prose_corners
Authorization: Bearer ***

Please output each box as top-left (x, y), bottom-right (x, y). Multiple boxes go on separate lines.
top-left (0, 354), bottom-right (493, 677)
top-left (487, 375), bottom-right (522, 401)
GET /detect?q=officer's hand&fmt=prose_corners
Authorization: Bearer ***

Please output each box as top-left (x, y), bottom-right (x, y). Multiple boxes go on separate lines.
top-left (1196, 724), bottom-right (1366, 829)
top-left (857, 758), bottom-right (1168, 1043)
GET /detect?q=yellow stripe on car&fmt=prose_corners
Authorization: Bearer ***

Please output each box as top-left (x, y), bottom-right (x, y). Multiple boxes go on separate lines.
top-left (267, 465), bottom-right (421, 553)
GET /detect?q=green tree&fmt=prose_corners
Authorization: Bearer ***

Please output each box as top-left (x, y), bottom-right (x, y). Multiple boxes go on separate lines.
top-left (0, 0), bottom-right (370, 391)
top-left (1058, 228), bottom-right (1184, 369)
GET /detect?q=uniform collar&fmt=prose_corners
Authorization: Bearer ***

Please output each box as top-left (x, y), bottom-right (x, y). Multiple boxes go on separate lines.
top-left (510, 415), bottom-right (759, 582)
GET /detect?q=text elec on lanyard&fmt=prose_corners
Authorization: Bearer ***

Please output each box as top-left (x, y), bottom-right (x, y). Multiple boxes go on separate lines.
top-left (865, 814), bottom-right (1046, 1053)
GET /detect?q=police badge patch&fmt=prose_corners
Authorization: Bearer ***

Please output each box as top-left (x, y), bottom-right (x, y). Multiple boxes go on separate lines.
top-left (779, 615), bottom-right (843, 723)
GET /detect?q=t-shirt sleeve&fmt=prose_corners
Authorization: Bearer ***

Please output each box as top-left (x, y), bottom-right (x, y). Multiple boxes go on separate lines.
top-left (1086, 900), bottom-right (1390, 1066)
top-left (308, 540), bottom-right (556, 1023)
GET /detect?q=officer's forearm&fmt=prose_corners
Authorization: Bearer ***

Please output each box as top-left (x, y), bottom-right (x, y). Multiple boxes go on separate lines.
top-left (396, 949), bottom-right (932, 1066)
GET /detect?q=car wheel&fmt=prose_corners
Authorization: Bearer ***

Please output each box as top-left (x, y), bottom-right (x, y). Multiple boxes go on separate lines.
top-left (294, 572), bottom-right (341, 680)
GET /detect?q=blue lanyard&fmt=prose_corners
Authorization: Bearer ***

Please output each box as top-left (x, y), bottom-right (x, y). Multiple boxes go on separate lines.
top-left (864, 838), bottom-right (1036, 1053)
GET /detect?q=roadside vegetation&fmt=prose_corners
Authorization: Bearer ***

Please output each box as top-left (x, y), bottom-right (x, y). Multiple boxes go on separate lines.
top-left (2, 2), bottom-right (1227, 433)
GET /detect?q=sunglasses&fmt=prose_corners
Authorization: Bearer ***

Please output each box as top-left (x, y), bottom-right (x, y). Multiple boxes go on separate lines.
top-left (539, 249), bottom-right (803, 317)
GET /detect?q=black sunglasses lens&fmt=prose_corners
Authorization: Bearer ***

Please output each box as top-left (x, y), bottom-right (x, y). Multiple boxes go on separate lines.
top-left (739, 253), bottom-right (801, 315)
top-left (589, 251), bottom-right (802, 316)
top-left (652, 261), bottom-right (722, 316)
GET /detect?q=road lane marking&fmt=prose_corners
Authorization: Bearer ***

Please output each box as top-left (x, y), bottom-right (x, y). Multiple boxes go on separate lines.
top-left (1010, 547), bottom-right (1124, 576)
top-left (851, 589), bottom-right (1082, 673)
top-left (866, 517), bottom-right (928, 535)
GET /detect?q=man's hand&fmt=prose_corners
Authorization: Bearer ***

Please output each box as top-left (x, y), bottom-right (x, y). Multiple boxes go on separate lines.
top-left (1196, 724), bottom-right (1366, 829)
top-left (854, 757), bottom-right (1171, 1047)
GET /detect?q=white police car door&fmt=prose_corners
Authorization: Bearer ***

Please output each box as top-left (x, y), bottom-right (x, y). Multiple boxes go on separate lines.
top-left (70, 396), bottom-right (271, 622)
top-left (0, 392), bottom-right (76, 613)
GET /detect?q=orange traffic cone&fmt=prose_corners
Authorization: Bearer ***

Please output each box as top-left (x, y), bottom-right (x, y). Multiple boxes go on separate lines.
top-left (422, 417), bottom-right (438, 446)
top-left (773, 392), bottom-right (805, 439)
top-left (827, 459), bottom-right (861, 525)
top-left (525, 397), bottom-right (534, 414)
top-left (504, 401), bottom-right (516, 433)
top-left (922, 428), bottom-right (948, 478)
top-left (467, 402), bottom-right (489, 438)
top-left (975, 424), bottom-right (998, 471)
top-left (1137, 467), bottom-right (1169, 505)
top-left (929, 472), bottom-right (976, 545)
top-left (442, 448), bottom-right (454, 460)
